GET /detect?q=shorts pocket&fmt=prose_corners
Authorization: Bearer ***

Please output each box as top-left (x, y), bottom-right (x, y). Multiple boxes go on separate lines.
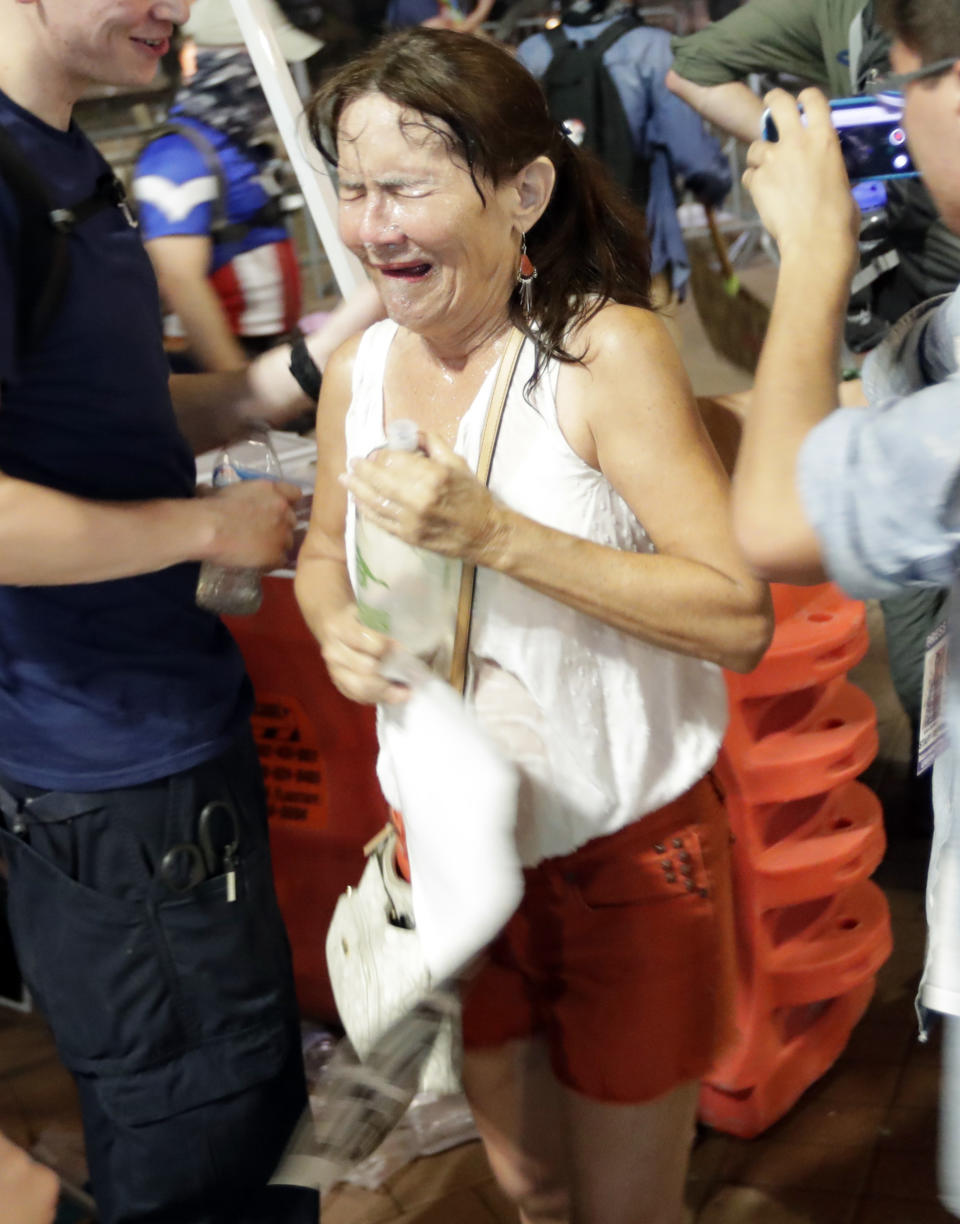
top-left (570, 823), bottom-right (711, 911)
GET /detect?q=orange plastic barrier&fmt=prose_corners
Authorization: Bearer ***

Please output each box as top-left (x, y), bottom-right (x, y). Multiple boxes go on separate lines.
top-left (699, 584), bottom-right (892, 1139)
top-left (728, 583), bottom-right (871, 700)
top-left (700, 981), bottom-right (876, 1139)
top-left (225, 575), bottom-right (388, 1019)
top-left (724, 780), bottom-right (885, 911)
top-left (723, 677), bottom-right (879, 804)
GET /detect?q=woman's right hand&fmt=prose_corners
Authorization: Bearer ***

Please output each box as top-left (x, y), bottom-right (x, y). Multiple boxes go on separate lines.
top-left (319, 602), bottom-right (410, 706)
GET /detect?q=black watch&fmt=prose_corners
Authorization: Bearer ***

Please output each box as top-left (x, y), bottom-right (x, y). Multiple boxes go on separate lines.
top-left (288, 332), bottom-right (323, 402)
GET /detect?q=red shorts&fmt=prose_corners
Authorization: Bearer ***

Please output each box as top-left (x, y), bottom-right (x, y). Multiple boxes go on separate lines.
top-left (460, 774), bottom-right (737, 1104)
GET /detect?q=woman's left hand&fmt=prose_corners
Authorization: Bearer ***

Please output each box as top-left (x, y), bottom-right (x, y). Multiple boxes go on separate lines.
top-left (340, 431), bottom-right (506, 563)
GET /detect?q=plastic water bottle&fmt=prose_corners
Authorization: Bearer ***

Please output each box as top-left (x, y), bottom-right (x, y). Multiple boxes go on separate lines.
top-left (354, 420), bottom-right (460, 671)
top-left (195, 427), bottom-right (283, 617)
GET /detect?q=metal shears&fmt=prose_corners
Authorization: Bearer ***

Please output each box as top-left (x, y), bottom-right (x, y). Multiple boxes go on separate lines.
top-left (158, 800), bottom-right (240, 902)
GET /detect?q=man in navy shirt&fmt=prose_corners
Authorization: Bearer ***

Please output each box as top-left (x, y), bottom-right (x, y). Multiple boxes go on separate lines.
top-left (0, 2), bottom-right (323, 1221)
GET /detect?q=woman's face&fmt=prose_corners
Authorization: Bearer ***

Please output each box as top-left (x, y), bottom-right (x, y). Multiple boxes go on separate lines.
top-left (336, 92), bottom-right (521, 343)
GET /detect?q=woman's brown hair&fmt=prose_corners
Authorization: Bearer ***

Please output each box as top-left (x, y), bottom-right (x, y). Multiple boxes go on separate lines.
top-left (307, 26), bottom-right (652, 380)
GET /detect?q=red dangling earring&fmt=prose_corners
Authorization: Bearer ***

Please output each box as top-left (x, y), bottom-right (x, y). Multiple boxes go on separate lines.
top-left (517, 234), bottom-right (537, 315)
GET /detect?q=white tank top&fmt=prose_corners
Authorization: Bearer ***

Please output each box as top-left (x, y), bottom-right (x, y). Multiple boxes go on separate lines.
top-left (345, 320), bottom-right (728, 865)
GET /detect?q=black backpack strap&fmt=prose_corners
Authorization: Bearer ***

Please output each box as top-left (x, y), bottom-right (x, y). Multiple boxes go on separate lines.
top-left (544, 24), bottom-right (571, 53)
top-left (53, 172), bottom-right (134, 232)
top-left (0, 124), bottom-right (132, 358)
top-left (541, 15), bottom-right (650, 207)
top-left (0, 123), bottom-right (71, 357)
top-left (588, 14), bottom-right (639, 57)
top-left (155, 120), bottom-right (230, 233)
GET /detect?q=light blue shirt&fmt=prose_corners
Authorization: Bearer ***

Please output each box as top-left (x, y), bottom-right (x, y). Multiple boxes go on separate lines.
top-left (797, 286), bottom-right (960, 1014)
top-left (518, 20), bottom-right (731, 294)
top-left (797, 290), bottom-right (960, 601)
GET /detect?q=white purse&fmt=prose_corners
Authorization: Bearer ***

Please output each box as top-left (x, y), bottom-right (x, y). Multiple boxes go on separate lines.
top-left (324, 327), bottom-right (525, 1099)
top-left (325, 824), bottom-right (463, 1096)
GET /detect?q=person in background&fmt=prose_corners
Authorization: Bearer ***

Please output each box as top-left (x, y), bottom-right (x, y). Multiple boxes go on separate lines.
top-left (728, 0), bottom-right (960, 1212)
top-left (296, 27), bottom-right (770, 1224)
top-left (0, 1), bottom-right (326, 1220)
top-left (134, 0), bottom-right (320, 371)
top-left (135, 0), bottom-right (385, 392)
top-left (517, 0), bottom-right (732, 306)
top-left (387, 0), bottom-right (497, 32)
top-left (665, 0), bottom-right (960, 343)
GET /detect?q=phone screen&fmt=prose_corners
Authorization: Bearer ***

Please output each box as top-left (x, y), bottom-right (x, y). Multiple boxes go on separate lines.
top-left (830, 98), bottom-right (917, 182)
top-left (761, 97), bottom-right (918, 183)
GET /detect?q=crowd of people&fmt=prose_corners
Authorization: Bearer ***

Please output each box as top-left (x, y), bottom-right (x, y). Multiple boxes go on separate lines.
top-left (1, 0), bottom-right (960, 1222)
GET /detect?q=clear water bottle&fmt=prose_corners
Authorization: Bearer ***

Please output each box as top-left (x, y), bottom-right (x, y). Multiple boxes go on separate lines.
top-left (354, 420), bottom-right (460, 672)
top-left (196, 427), bottom-right (283, 617)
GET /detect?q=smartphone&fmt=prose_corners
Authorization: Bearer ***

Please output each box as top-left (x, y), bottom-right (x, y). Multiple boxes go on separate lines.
top-left (761, 96), bottom-right (918, 183)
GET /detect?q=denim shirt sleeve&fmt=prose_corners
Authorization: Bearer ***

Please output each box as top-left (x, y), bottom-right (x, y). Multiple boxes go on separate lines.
top-left (796, 287), bottom-right (960, 599)
top-left (862, 291), bottom-right (960, 399)
top-left (646, 59), bottom-right (731, 202)
top-left (515, 32), bottom-right (551, 78)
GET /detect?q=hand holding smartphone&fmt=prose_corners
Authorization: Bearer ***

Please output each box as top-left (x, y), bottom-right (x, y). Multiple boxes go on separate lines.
top-left (761, 96), bottom-right (917, 183)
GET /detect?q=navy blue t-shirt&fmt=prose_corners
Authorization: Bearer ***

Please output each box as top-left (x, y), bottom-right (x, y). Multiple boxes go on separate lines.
top-left (0, 89), bottom-right (249, 789)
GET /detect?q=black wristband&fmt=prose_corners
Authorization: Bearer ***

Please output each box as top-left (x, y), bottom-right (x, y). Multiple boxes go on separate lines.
top-left (288, 333), bottom-right (323, 402)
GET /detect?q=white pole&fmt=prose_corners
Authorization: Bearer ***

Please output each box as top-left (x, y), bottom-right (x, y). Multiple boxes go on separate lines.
top-left (229, 0), bottom-right (366, 297)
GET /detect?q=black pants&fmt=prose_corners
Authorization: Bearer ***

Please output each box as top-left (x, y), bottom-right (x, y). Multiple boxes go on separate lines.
top-left (0, 729), bottom-right (318, 1224)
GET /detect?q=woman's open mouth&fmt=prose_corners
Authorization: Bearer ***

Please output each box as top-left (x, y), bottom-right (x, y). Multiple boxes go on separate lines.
top-left (376, 262), bottom-right (433, 281)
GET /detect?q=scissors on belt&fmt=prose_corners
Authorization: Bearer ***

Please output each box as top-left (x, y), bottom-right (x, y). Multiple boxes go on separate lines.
top-left (158, 800), bottom-right (240, 902)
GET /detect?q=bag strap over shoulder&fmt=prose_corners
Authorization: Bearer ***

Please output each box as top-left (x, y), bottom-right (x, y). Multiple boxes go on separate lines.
top-left (590, 13), bottom-right (639, 57)
top-left (154, 120), bottom-right (231, 233)
top-left (544, 24), bottom-right (571, 54)
top-left (0, 123), bottom-right (131, 357)
top-left (143, 120), bottom-right (285, 246)
top-left (448, 326), bottom-right (525, 696)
